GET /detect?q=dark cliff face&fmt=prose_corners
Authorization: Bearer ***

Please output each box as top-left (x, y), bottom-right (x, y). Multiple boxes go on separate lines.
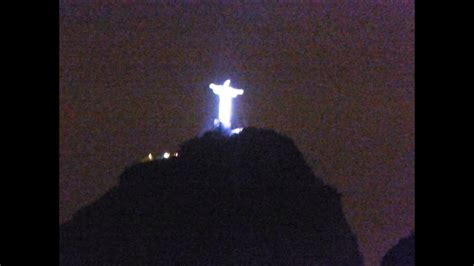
top-left (60, 127), bottom-right (363, 265)
top-left (381, 231), bottom-right (415, 266)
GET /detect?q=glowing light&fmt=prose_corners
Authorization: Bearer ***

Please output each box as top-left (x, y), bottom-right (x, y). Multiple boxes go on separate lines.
top-left (173, 152), bottom-right (179, 157)
top-left (209, 79), bottom-right (244, 129)
top-left (148, 153), bottom-right (153, 160)
top-left (231, 127), bottom-right (243, 135)
top-left (163, 152), bottom-right (170, 159)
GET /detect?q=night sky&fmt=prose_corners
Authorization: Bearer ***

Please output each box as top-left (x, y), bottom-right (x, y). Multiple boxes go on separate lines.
top-left (59, 1), bottom-right (414, 265)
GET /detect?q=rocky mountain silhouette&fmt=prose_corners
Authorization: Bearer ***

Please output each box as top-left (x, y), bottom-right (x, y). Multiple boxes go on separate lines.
top-left (381, 231), bottom-right (415, 266)
top-left (60, 127), bottom-right (364, 265)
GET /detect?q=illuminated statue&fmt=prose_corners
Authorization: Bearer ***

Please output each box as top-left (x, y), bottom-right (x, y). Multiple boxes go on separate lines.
top-left (209, 79), bottom-right (244, 129)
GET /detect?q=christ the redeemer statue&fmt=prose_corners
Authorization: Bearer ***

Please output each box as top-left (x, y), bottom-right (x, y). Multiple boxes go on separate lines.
top-left (209, 79), bottom-right (244, 130)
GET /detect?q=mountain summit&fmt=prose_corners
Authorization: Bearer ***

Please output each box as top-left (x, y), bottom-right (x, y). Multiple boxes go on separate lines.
top-left (60, 127), bottom-right (363, 265)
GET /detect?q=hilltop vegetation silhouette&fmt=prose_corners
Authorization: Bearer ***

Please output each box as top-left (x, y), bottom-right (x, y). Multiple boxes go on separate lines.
top-left (381, 231), bottom-right (415, 266)
top-left (60, 127), bottom-right (363, 265)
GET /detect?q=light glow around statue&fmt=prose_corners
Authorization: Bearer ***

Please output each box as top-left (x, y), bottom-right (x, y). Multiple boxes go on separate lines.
top-left (209, 79), bottom-right (244, 129)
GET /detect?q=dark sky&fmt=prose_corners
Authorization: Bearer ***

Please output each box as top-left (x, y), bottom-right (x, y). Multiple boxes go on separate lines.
top-left (59, 1), bottom-right (414, 265)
